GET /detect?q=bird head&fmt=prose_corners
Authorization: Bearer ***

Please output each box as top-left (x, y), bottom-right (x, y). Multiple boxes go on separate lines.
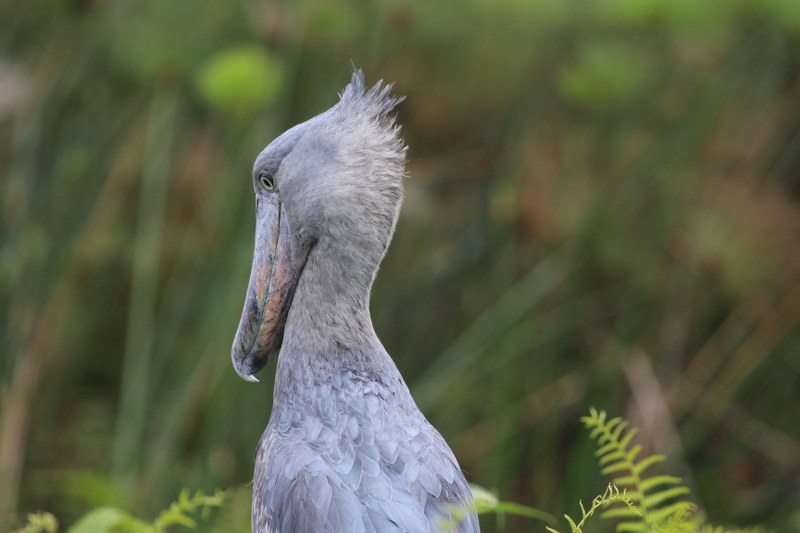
top-left (231, 70), bottom-right (406, 381)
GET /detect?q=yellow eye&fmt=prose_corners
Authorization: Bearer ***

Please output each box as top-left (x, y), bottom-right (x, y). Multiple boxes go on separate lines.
top-left (259, 172), bottom-right (275, 191)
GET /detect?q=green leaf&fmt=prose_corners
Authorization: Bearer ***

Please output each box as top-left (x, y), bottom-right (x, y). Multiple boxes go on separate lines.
top-left (565, 513), bottom-right (580, 532)
top-left (469, 484), bottom-right (499, 512)
top-left (643, 486), bottom-right (691, 508)
top-left (619, 428), bottom-right (639, 449)
top-left (647, 501), bottom-right (695, 524)
top-left (11, 513), bottom-right (59, 533)
top-left (617, 521), bottom-right (648, 532)
top-left (601, 507), bottom-right (641, 519)
top-left (67, 507), bottom-right (148, 533)
top-left (611, 420), bottom-right (628, 441)
top-left (151, 489), bottom-right (227, 530)
top-left (614, 475), bottom-right (637, 487)
top-left (639, 476), bottom-right (682, 493)
top-left (601, 461), bottom-right (630, 475)
top-left (470, 484), bottom-right (556, 524)
top-left (599, 450), bottom-right (626, 465)
top-left (632, 454), bottom-right (666, 475)
top-left (493, 501), bottom-right (557, 524)
top-left (196, 46), bottom-right (283, 117)
top-left (626, 445), bottom-right (642, 463)
top-left (596, 442), bottom-right (619, 457)
top-left (158, 510), bottom-right (196, 528)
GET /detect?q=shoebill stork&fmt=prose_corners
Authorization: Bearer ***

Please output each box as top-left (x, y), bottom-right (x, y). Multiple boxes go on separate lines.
top-left (230, 71), bottom-right (479, 533)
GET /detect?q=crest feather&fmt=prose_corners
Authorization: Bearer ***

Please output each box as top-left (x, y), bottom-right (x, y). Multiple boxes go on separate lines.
top-left (338, 69), bottom-right (405, 123)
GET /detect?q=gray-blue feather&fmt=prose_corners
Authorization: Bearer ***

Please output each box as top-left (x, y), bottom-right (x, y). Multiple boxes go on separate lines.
top-left (254, 346), bottom-right (478, 532)
top-left (247, 71), bottom-right (479, 533)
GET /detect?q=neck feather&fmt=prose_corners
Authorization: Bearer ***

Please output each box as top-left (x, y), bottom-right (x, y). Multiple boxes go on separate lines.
top-left (273, 237), bottom-right (394, 393)
top-left (288, 237), bottom-right (379, 347)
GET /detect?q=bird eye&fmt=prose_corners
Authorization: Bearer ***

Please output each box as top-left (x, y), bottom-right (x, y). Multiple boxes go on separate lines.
top-left (259, 172), bottom-right (275, 191)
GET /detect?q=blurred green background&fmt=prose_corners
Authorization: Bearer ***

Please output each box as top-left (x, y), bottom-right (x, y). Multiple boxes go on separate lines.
top-left (2, 0), bottom-right (799, 531)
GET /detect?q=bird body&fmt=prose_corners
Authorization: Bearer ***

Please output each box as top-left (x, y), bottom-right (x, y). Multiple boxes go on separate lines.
top-left (232, 71), bottom-right (478, 533)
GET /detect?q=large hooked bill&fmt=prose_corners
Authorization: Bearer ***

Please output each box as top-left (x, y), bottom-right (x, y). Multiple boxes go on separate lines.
top-left (231, 193), bottom-right (296, 382)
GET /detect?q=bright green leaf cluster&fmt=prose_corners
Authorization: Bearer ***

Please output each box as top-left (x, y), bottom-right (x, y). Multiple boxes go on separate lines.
top-left (196, 46), bottom-right (283, 118)
top-left (11, 513), bottom-right (58, 533)
top-left (64, 489), bottom-right (226, 533)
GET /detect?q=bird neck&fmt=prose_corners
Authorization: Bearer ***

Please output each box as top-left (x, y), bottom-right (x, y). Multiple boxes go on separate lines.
top-left (276, 237), bottom-right (391, 380)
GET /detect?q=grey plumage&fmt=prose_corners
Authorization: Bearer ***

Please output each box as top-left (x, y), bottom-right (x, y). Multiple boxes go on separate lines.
top-left (240, 71), bottom-right (479, 533)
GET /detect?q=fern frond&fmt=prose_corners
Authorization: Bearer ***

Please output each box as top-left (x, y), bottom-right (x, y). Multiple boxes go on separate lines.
top-left (647, 501), bottom-right (696, 525)
top-left (638, 476), bottom-right (683, 493)
top-left (614, 475), bottom-right (637, 487)
top-left (633, 455), bottom-right (666, 476)
top-left (602, 461), bottom-right (632, 475)
top-left (599, 449), bottom-right (627, 465)
top-left (601, 507), bottom-right (641, 519)
top-left (597, 442), bottom-right (620, 457)
top-left (643, 487), bottom-right (691, 508)
top-left (150, 489), bottom-right (227, 532)
top-left (611, 420), bottom-right (629, 442)
top-left (579, 408), bottom-right (766, 533)
top-left (619, 428), bottom-right (639, 449)
top-left (546, 483), bottom-right (636, 533)
top-left (565, 514), bottom-right (579, 532)
top-left (583, 409), bottom-right (697, 533)
top-left (658, 502), bottom-right (698, 533)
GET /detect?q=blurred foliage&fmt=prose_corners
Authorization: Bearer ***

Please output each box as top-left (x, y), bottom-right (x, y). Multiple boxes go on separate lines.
top-left (11, 513), bottom-right (58, 533)
top-left (196, 46), bottom-right (283, 117)
top-left (67, 489), bottom-right (225, 533)
top-left (1, 0), bottom-right (799, 532)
